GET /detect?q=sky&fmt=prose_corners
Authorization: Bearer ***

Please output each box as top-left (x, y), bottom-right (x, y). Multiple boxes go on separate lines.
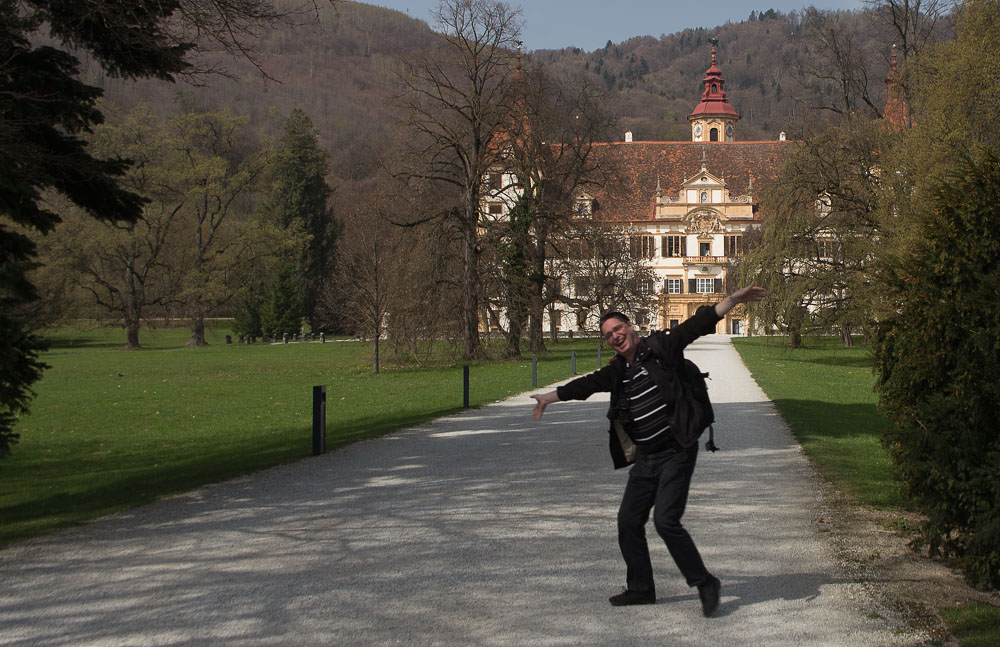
top-left (368, 0), bottom-right (868, 51)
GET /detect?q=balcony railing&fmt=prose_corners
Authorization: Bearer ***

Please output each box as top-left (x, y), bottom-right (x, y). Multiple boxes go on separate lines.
top-left (681, 255), bottom-right (728, 265)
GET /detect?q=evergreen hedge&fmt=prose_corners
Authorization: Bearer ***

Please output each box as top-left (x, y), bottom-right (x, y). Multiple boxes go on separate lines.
top-left (873, 152), bottom-right (1000, 589)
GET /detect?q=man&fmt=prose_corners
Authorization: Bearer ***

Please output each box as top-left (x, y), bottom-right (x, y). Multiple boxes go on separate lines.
top-left (531, 286), bottom-right (766, 616)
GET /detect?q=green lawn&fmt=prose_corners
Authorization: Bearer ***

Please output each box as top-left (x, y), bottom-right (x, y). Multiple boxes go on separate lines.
top-left (939, 603), bottom-right (1000, 647)
top-left (732, 335), bottom-right (903, 508)
top-left (2, 323), bottom-right (602, 545)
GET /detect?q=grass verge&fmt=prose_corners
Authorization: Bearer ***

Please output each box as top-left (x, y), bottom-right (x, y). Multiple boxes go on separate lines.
top-left (939, 603), bottom-right (1000, 647)
top-left (2, 323), bottom-right (602, 545)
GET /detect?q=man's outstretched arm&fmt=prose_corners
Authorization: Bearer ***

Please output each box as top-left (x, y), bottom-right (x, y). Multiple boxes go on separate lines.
top-left (715, 285), bottom-right (767, 318)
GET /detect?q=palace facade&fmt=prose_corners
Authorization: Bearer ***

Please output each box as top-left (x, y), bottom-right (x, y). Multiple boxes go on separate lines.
top-left (486, 44), bottom-right (794, 335)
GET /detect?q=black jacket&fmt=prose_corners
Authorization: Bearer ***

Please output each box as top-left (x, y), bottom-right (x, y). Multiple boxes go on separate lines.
top-left (556, 305), bottom-right (722, 468)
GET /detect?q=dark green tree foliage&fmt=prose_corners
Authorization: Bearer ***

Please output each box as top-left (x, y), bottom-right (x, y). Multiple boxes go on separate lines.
top-left (873, 151), bottom-right (1000, 589)
top-left (233, 280), bottom-right (265, 337)
top-left (263, 108), bottom-right (336, 330)
top-left (0, 0), bottom-right (189, 457)
top-left (260, 262), bottom-right (304, 337)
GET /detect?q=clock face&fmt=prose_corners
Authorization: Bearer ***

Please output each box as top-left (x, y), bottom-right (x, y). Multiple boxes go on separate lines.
top-left (694, 124), bottom-right (703, 136)
top-left (725, 124), bottom-right (734, 139)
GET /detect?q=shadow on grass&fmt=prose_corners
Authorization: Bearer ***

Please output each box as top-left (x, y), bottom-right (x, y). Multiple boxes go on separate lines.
top-left (768, 398), bottom-right (902, 507)
top-left (794, 355), bottom-right (873, 369)
top-left (0, 433), bottom-right (302, 544)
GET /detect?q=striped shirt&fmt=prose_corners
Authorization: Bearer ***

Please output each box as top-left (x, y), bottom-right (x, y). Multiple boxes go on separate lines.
top-left (622, 360), bottom-right (675, 449)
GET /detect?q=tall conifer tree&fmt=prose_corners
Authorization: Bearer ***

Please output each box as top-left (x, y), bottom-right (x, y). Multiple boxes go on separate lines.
top-left (264, 108), bottom-right (336, 330)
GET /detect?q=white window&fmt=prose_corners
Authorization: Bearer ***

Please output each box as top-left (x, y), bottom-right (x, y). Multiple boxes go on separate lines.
top-left (666, 278), bottom-right (682, 294)
top-left (696, 278), bottom-right (715, 294)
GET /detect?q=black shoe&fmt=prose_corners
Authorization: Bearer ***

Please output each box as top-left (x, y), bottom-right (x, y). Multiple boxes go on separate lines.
top-left (609, 588), bottom-right (656, 606)
top-left (697, 576), bottom-right (721, 617)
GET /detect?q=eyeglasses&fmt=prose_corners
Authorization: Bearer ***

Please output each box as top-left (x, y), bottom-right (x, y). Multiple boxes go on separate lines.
top-left (602, 322), bottom-right (628, 342)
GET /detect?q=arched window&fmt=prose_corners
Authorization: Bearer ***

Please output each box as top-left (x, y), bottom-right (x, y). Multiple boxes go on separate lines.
top-left (710, 128), bottom-right (719, 141)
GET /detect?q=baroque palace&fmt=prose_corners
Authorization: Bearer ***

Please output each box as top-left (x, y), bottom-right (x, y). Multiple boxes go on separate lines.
top-left (487, 44), bottom-right (794, 335)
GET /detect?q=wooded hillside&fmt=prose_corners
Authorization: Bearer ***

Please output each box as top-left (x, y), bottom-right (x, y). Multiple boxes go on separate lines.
top-left (92, 2), bottom-right (896, 182)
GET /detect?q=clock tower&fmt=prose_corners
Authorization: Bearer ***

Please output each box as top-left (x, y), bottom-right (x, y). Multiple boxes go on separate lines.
top-left (688, 39), bottom-right (740, 142)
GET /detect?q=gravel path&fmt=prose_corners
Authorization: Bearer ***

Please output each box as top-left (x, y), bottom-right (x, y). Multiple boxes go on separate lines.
top-left (0, 336), bottom-right (930, 646)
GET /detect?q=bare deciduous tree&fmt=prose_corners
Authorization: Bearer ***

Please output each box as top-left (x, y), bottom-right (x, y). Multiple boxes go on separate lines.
top-left (393, 0), bottom-right (522, 360)
top-left (323, 183), bottom-right (409, 373)
top-left (499, 63), bottom-right (617, 351)
top-left (864, 0), bottom-right (956, 61)
top-left (556, 221), bottom-right (658, 332)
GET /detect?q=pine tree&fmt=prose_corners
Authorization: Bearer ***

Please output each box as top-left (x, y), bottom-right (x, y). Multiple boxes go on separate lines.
top-left (0, 1), bottom-right (185, 457)
top-left (263, 108), bottom-right (336, 330)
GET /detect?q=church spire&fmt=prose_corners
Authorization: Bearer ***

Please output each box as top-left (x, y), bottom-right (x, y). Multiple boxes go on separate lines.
top-left (688, 38), bottom-right (740, 143)
top-left (883, 44), bottom-right (908, 129)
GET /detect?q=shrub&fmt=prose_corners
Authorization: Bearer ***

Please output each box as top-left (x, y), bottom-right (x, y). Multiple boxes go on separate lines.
top-left (873, 151), bottom-right (1000, 589)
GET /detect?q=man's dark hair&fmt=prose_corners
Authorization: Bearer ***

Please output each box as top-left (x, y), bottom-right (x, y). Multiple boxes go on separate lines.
top-left (600, 311), bottom-right (631, 328)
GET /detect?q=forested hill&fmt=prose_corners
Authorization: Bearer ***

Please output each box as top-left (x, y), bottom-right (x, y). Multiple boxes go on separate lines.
top-left (96, 2), bottom-right (888, 182)
top-left (98, 1), bottom-right (441, 182)
top-left (531, 12), bottom-right (817, 143)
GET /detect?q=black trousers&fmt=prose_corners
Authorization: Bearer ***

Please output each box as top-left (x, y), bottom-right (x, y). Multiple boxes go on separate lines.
top-left (617, 445), bottom-right (712, 594)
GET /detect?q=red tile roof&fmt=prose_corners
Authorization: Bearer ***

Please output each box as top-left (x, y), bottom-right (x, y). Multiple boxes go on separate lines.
top-left (586, 140), bottom-right (794, 223)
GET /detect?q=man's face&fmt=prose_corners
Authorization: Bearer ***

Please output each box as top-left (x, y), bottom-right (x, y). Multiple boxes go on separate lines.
top-left (601, 317), bottom-right (639, 359)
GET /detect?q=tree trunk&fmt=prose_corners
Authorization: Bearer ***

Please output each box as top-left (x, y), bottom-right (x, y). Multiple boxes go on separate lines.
top-left (787, 302), bottom-right (805, 349)
top-left (462, 216), bottom-right (486, 360)
top-left (124, 258), bottom-right (142, 349)
top-left (125, 319), bottom-right (141, 349)
top-left (526, 228), bottom-right (548, 352)
top-left (187, 314), bottom-right (207, 346)
top-left (373, 334), bottom-right (380, 375)
top-left (502, 303), bottom-right (525, 358)
top-left (841, 325), bottom-right (854, 348)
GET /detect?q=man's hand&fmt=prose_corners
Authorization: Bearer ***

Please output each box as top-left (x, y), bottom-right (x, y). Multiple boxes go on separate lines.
top-left (531, 391), bottom-right (560, 420)
top-left (731, 285), bottom-right (767, 303)
top-left (715, 285), bottom-right (768, 317)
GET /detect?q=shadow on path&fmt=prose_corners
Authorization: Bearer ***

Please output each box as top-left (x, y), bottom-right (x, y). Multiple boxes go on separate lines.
top-left (0, 337), bottom-right (928, 647)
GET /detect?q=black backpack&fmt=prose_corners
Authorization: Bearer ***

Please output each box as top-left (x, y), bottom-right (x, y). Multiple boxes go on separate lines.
top-left (645, 334), bottom-right (719, 452)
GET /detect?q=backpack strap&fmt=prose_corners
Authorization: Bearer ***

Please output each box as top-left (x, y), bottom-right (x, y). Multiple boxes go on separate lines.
top-left (704, 425), bottom-right (719, 452)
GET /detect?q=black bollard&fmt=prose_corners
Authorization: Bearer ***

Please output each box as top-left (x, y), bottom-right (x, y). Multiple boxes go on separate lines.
top-left (463, 365), bottom-right (470, 408)
top-left (571, 351), bottom-right (576, 375)
top-left (313, 386), bottom-right (326, 456)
